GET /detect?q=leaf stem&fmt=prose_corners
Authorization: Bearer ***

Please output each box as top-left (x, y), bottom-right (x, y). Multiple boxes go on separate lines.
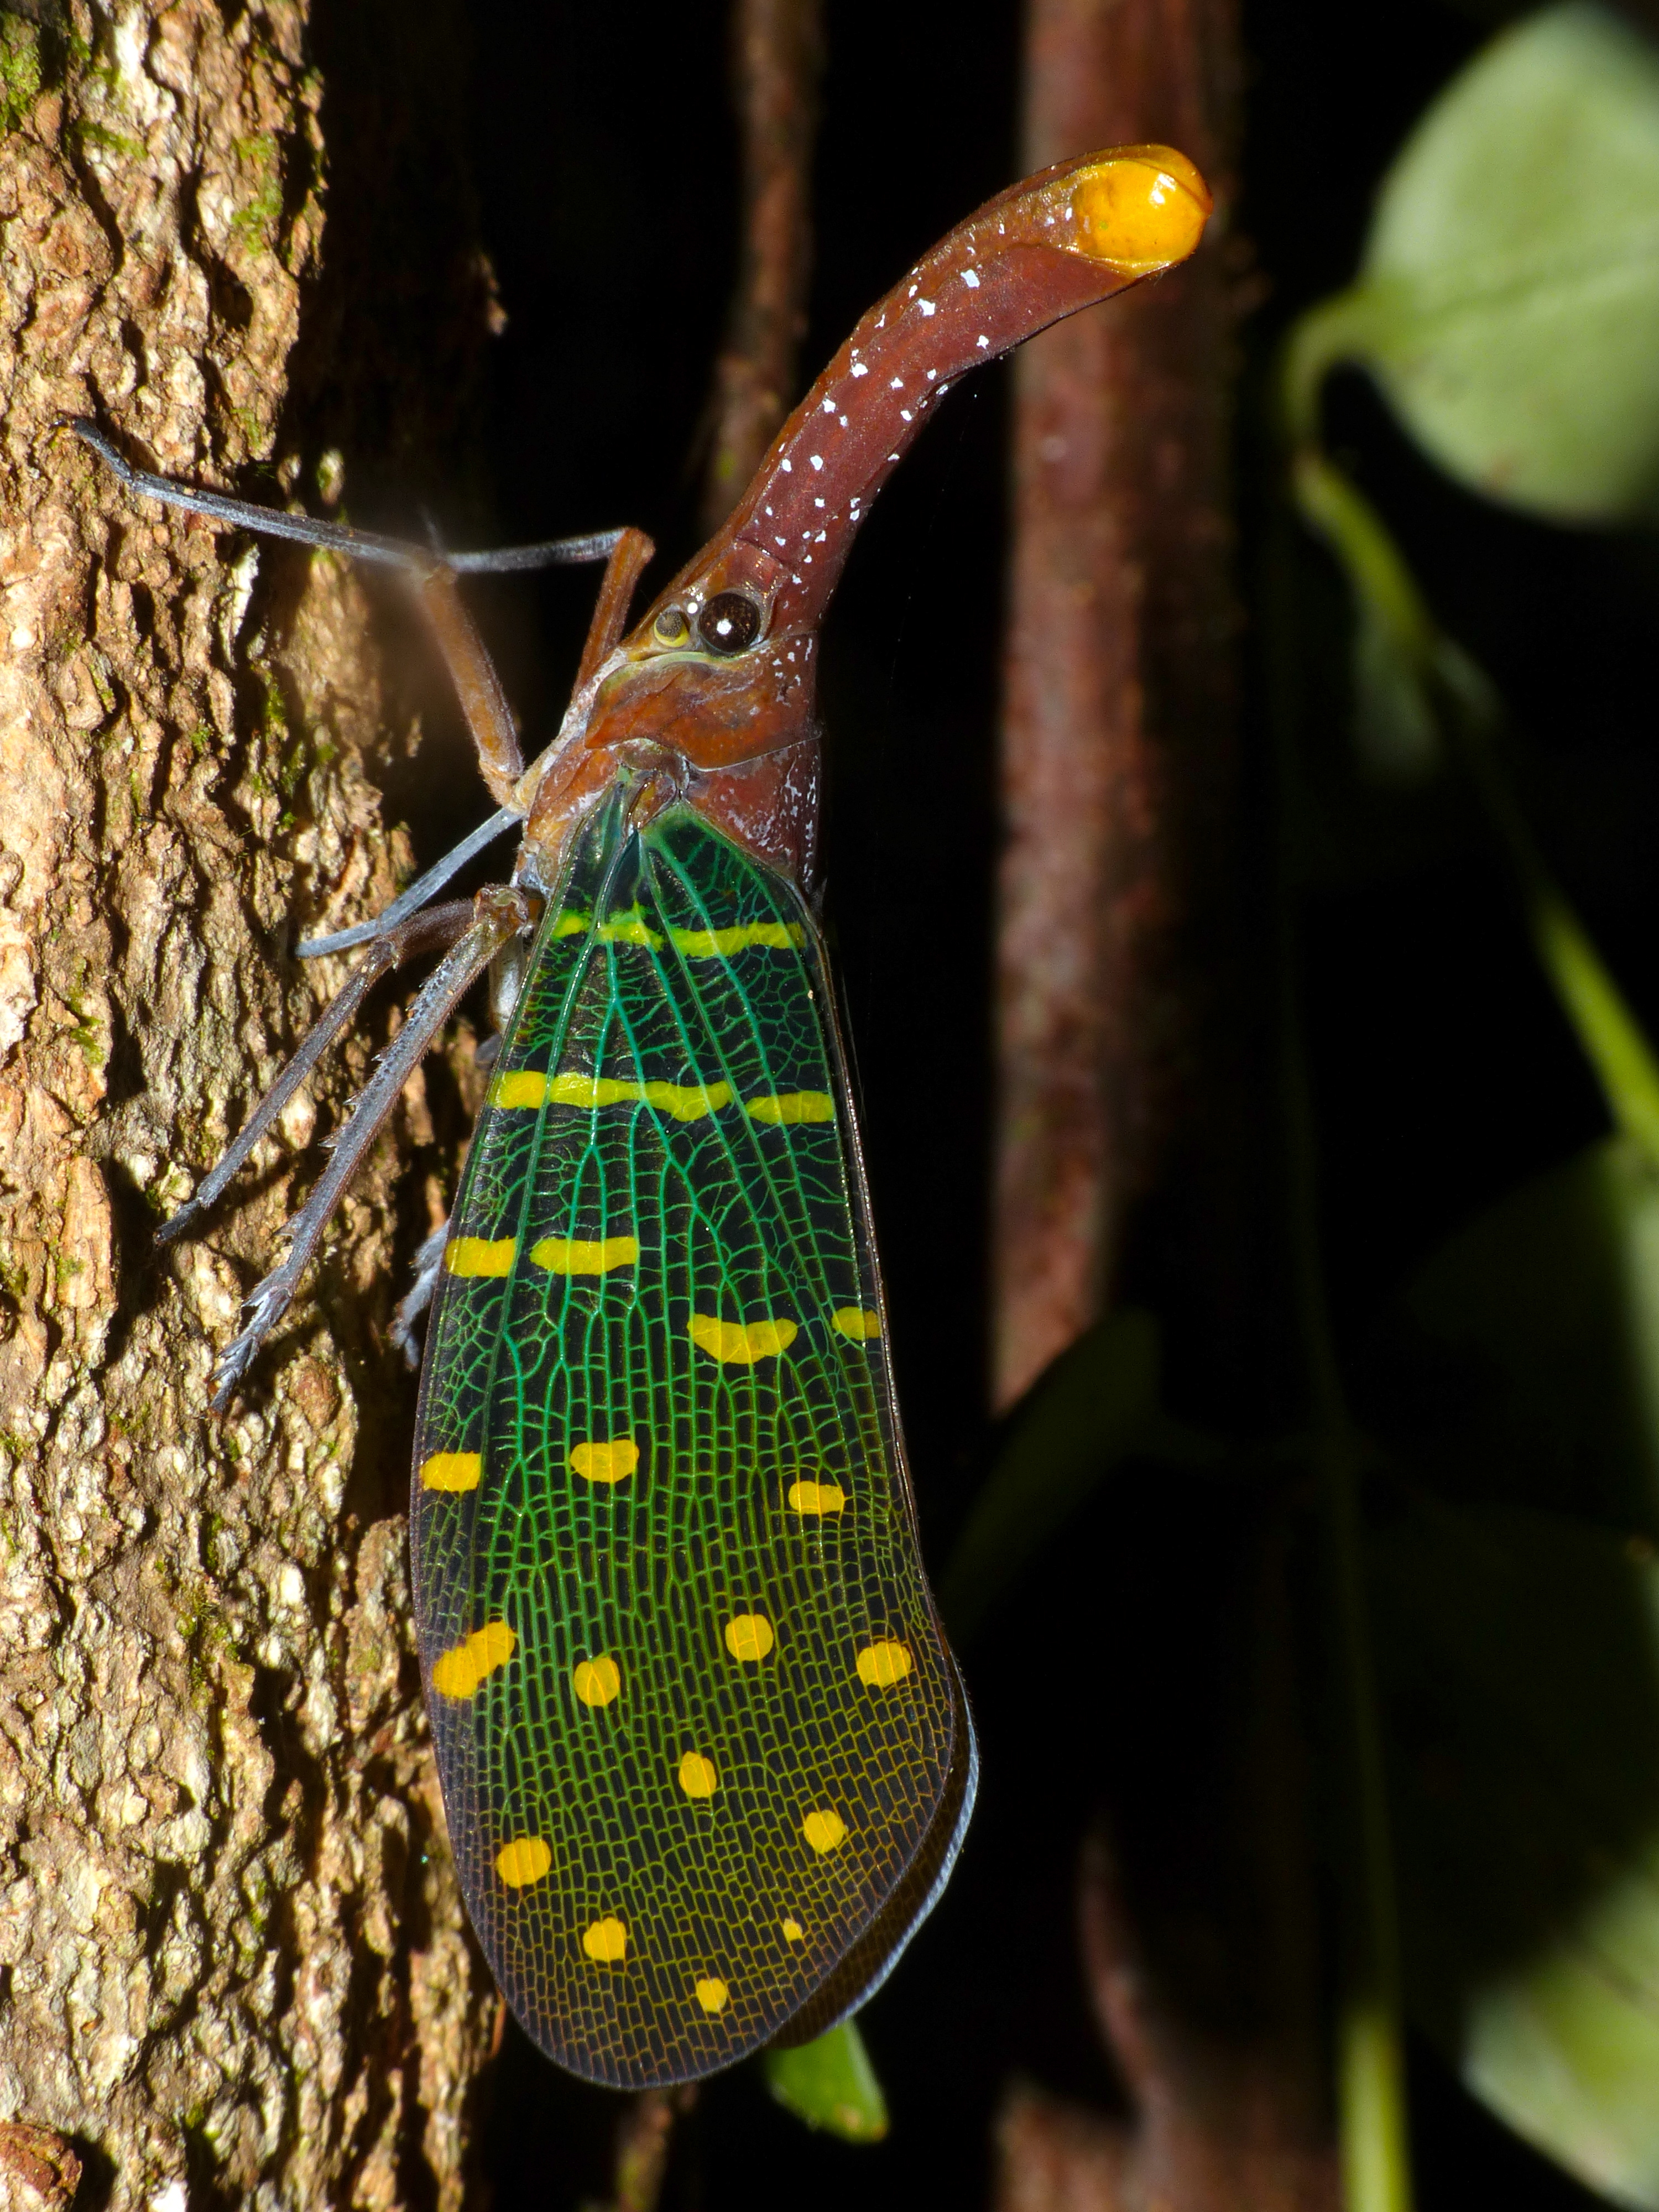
top-left (1290, 441), bottom-right (1659, 1171)
top-left (1280, 846), bottom-right (1417, 2212)
top-left (1265, 478), bottom-right (1416, 2212)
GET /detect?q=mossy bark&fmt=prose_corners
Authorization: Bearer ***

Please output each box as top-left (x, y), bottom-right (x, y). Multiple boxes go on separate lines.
top-left (0, 3), bottom-right (503, 2202)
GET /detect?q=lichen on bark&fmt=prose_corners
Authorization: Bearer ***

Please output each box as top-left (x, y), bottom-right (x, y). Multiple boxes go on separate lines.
top-left (0, 2), bottom-right (502, 2202)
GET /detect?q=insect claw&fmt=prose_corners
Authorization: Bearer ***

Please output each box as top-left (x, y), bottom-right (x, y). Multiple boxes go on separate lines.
top-left (209, 1329), bottom-right (261, 1413)
top-left (154, 1203), bottom-right (201, 1249)
top-left (210, 1272), bottom-right (298, 1408)
top-left (391, 1221), bottom-right (449, 1369)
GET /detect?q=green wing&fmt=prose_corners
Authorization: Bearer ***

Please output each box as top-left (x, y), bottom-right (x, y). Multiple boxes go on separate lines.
top-left (410, 792), bottom-right (973, 2088)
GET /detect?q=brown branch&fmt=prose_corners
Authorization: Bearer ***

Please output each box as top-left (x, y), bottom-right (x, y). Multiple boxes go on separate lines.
top-left (994, 1549), bottom-right (1336, 2212)
top-left (699, 0), bottom-right (825, 534)
top-left (606, 2087), bottom-right (696, 2212)
top-left (989, 7), bottom-right (1332, 2209)
top-left (992, 0), bottom-right (1250, 1411)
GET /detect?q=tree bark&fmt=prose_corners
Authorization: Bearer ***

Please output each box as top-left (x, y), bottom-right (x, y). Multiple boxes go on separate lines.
top-left (0, 3), bottom-right (500, 2201)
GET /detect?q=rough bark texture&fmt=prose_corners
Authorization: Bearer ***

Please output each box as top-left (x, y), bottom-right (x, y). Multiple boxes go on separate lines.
top-left (992, 0), bottom-right (1246, 1410)
top-left (0, 3), bottom-right (500, 2201)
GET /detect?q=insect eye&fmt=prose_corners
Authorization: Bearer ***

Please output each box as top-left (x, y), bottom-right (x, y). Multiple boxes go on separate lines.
top-left (652, 607), bottom-right (690, 645)
top-left (697, 591), bottom-right (763, 656)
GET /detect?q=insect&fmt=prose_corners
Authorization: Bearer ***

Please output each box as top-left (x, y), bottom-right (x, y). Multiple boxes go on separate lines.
top-left (75, 144), bottom-right (1209, 2088)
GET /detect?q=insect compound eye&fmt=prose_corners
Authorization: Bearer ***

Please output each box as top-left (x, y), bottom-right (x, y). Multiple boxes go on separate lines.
top-left (652, 606), bottom-right (690, 645)
top-left (696, 591), bottom-right (764, 657)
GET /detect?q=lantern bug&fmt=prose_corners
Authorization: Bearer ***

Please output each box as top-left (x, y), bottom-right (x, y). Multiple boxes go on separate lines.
top-left (73, 145), bottom-right (1209, 2088)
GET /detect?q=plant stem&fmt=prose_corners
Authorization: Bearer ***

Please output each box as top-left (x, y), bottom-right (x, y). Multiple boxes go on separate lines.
top-left (1291, 443), bottom-right (1659, 1173)
top-left (1282, 957), bottom-right (1416, 2212)
top-left (1266, 495), bottom-right (1417, 2212)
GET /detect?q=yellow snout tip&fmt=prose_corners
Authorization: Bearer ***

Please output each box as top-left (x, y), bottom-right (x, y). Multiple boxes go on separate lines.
top-left (1066, 144), bottom-right (1212, 273)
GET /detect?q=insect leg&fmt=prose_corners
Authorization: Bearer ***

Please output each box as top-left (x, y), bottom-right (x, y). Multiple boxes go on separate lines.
top-left (67, 420), bottom-right (627, 576)
top-left (389, 1220), bottom-right (450, 1369)
top-left (573, 526), bottom-right (656, 689)
top-left (70, 416), bottom-right (639, 803)
top-left (414, 519), bottom-right (654, 805)
top-left (158, 900), bottom-right (477, 1250)
top-left (298, 805), bottom-right (521, 957)
top-left (210, 884), bottom-right (536, 1411)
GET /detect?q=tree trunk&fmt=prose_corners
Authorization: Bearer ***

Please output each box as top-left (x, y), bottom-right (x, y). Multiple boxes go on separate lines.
top-left (0, 3), bottom-right (502, 2200)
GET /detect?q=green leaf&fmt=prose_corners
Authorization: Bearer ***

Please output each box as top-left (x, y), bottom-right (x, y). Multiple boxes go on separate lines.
top-left (1374, 1136), bottom-right (1659, 1542)
top-left (1371, 1495), bottom-right (1659, 2206)
top-left (1299, 4), bottom-right (1659, 523)
top-left (760, 2021), bottom-right (890, 2142)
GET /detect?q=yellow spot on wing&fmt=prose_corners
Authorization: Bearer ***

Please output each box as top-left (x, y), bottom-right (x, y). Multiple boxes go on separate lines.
top-left (530, 1235), bottom-right (639, 1274)
top-left (802, 1809), bottom-right (847, 1854)
top-left (856, 1639), bottom-right (915, 1688)
top-left (420, 1451), bottom-right (482, 1492)
top-left (688, 1314), bottom-right (797, 1363)
top-left (781, 1917), bottom-right (805, 1943)
top-left (746, 1090), bottom-right (835, 1124)
top-left (572, 1655), bottom-right (622, 1707)
top-left (695, 1976), bottom-right (730, 2013)
top-left (787, 1479), bottom-right (846, 1516)
top-left (495, 1836), bottom-right (551, 1887)
top-left (552, 911), bottom-right (590, 938)
top-left (724, 1613), bottom-right (775, 1662)
top-left (597, 908), bottom-right (661, 947)
top-left (548, 1073), bottom-right (636, 1110)
top-left (640, 1080), bottom-right (731, 1120)
top-left (679, 1751), bottom-right (718, 1797)
top-left (490, 1070), bottom-right (549, 1108)
top-left (583, 1915), bottom-right (628, 1963)
top-left (832, 1306), bottom-right (881, 1340)
top-left (445, 1236), bottom-right (516, 1277)
top-left (545, 1073), bottom-right (732, 1120)
top-left (569, 1438), bottom-right (639, 1484)
top-left (431, 1619), bottom-right (516, 1699)
top-left (670, 921), bottom-right (806, 956)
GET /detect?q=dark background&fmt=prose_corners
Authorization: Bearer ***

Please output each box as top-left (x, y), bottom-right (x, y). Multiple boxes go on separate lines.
top-left (304, 0), bottom-right (1659, 2201)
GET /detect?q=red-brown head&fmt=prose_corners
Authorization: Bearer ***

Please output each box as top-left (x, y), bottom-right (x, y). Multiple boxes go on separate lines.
top-left (526, 145), bottom-right (1211, 889)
